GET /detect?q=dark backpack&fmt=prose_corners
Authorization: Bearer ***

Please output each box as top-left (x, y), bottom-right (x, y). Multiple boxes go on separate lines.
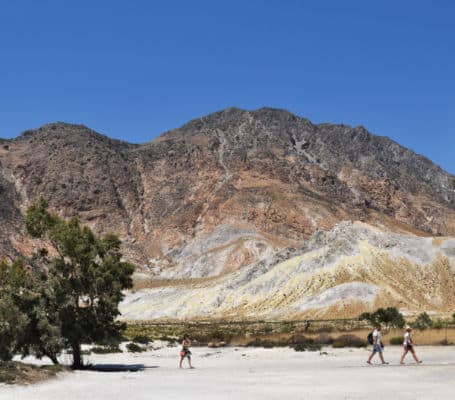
top-left (367, 332), bottom-right (374, 345)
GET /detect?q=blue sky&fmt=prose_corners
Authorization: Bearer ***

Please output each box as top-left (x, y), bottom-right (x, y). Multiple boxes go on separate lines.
top-left (1, 0), bottom-right (454, 173)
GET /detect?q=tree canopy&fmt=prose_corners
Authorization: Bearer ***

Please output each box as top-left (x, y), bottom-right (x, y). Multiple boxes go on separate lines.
top-left (0, 198), bottom-right (135, 368)
top-left (359, 307), bottom-right (405, 330)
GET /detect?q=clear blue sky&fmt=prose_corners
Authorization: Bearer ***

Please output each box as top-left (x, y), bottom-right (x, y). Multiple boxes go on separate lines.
top-left (1, 0), bottom-right (454, 173)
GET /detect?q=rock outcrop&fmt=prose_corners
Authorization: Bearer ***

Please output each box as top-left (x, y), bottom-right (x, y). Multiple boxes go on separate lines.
top-left (120, 222), bottom-right (455, 320)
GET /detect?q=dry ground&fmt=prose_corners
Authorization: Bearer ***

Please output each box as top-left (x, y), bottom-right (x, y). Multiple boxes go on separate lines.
top-left (1, 345), bottom-right (454, 400)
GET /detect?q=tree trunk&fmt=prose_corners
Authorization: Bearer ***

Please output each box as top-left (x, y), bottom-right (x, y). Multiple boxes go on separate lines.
top-left (46, 352), bottom-right (59, 365)
top-left (40, 347), bottom-right (59, 365)
top-left (71, 343), bottom-right (83, 369)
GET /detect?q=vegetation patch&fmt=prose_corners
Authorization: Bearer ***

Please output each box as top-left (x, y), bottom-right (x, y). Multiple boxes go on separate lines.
top-left (91, 345), bottom-right (123, 354)
top-left (288, 335), bottom-right (321, 351)
top-left (332, 334), bottom-right (367, 348)
top-left (132, 335), bottom-right (152, 344)
top-left (0, 361), bottom-right (66, 385)
top-left (126, 342), bottom-right (146, 353)
top-left (389, 337), bottom-right (404, 345)
top-left (412, 312), bottom-right (433, 330)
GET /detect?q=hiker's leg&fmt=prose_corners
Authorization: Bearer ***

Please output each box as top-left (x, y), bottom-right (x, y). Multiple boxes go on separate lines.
top-left (188, 356), bottom-right (193, 368)
top-left (410, 348), bottom-right (420, 363)
top-left (379, 352), bottom-right (386, 364)
top-left (367, 351), bottom-right (375, 363)
top-left (179, 357), bottom-right (184, 368)
top-left (400, 347), bottom-right (408, 364)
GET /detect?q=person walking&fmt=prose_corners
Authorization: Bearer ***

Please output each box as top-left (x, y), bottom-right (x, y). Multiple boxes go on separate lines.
top-left (367, 324), bottom-right (388, 365)
top-left (400, 326), bottom-right (422, 364)
top-left (179, 335), bottom-right (195, 369)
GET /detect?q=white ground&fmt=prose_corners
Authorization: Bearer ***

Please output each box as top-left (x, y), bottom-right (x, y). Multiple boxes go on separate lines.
top-left (2, 345), bottom-right (455, 400)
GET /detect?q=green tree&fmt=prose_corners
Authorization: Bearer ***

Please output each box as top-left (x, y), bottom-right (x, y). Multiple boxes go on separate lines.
top-left (24, 198), bottom-right (135, 368)
top-left (0, 260), bottom-right (29, 361)
top-left (359, 307), bottom-right (405, 330)
top-left (412, 312), bottom-right (433, 330)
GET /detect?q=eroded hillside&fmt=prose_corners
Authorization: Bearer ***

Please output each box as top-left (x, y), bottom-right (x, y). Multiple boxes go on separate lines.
top-left (120, 222), bottom-right (455, 320)
top-left (1, 108), bottom-right (454, 291)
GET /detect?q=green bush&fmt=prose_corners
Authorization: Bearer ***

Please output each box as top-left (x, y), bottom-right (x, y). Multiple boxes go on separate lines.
top-left (294, 343), bottom-right (307, 352)
top-left (132, 335), bottom-right (151, 344)
top-left (359, 307), bottom-right (405, 329)
top-left (389, 337), bottom-right (403, 345)
top-left (412, 312), bottom-right (433, 330)
top-left (126, 343), bottom-right (145, 353)
top-left (91, 345), bottom-right (122, 354)
top-left (432, 319), bottom-right (445, 330)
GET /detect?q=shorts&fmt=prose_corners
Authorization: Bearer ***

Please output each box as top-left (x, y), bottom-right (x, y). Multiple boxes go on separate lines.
top-left (372, 345), bottom-right (383, 353)
top-left (180, 349), bottom-right (192, 358)
top-left (406, 344), bottom-right (413, 351)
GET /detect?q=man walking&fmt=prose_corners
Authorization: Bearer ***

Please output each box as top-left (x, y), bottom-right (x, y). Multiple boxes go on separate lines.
top-left (367, 324), bottom-right (388, 365)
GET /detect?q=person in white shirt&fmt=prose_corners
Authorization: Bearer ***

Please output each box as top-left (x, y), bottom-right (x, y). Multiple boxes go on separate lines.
top-left (367, 324), bottom-right (388, 365)
top-left (400, 326), bottom-right (422, 364)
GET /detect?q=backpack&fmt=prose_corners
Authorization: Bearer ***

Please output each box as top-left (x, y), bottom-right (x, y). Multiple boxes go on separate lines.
top-left (367, 331), bottom-right (374, 345)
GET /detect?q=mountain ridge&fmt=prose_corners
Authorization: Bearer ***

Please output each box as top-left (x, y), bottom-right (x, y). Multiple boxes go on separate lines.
top-left (1, 108), bottom-right (454, 281)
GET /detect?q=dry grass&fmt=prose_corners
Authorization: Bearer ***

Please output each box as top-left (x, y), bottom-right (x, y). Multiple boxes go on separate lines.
top-left (0, 362), bottom-right (66, 385)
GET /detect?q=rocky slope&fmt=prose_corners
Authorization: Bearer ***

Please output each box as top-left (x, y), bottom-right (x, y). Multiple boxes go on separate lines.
top-left (120, 221), bottom-right (455, 320)
top-left (1, 108), bottom-right (454, 318)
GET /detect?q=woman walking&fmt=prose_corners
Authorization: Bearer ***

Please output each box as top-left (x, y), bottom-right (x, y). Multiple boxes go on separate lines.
top-left (400, 326), bottom-right (422, 364)
top-left (179, 335), bottom-right (195, 369)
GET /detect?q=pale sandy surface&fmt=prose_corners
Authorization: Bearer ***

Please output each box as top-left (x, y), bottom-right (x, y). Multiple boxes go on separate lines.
top-left (1, 345), bottom-right (454, 400)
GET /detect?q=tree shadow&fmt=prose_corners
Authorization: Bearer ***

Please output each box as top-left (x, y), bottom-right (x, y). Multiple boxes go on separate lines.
top-left (83, 364), bottom-right (159, 372)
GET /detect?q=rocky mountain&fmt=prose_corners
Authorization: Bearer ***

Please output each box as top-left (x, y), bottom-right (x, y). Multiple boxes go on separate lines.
top-left (1, 108), bottom-right (454, 318)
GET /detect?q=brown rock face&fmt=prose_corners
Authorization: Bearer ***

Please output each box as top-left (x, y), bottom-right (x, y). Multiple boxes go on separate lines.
top-left (1, 108), bottom-right (454, 278)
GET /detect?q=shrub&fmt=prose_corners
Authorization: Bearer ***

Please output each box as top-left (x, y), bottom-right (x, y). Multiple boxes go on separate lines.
top-left (332, 335), bottom-right (367, 348)
top-left (389, 337), bottom-right (403, 345)
top-left (359, 307), bottom-right (405, 329)
top-left (132, 335), bottom-right (151, 344)
top-left (159, 336), bottom-right (177, 343)
top-left (126, 343), bottom-right (145, 353)
top-left (294, 343), bottom-right (306, 352)
top-left (91, 345), bottom-right (122, 354)
top-left (412, 312), bottom-right (433, 330)
top-left (288, 335), bottom-right (321, 351)
top-left (313, 333), bottom-right (334, 346)
top-left (246, 338), bottom-right (276, 348)
top-left (432, 319), bottom-right (445, 330)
